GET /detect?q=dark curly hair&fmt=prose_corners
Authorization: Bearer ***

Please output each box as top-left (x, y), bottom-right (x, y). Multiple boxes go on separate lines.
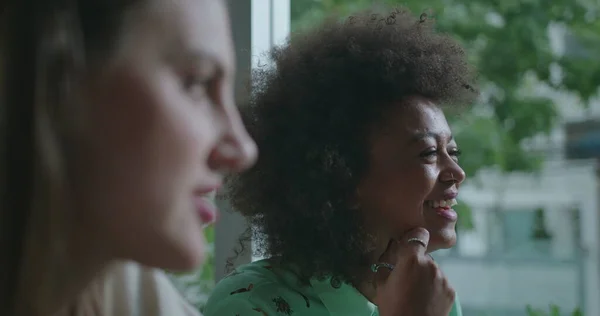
top-left (225, 7), bottom-right (478, 286)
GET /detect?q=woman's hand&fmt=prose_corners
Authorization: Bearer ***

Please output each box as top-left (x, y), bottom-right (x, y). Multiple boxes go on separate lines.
top-left (374, 228), bottom-right (455, 316)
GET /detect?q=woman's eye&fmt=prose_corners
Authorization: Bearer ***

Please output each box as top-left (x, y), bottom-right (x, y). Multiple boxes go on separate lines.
top-left (449, 148), bottom-right (462, 161)
top-left (449, 148), bottom-right (462, 157)
top-left (182, 73), bottom-right (203, 91)
top-left (420, 148), bottom-right (462, 161)
top-left (182, 73), bottom-right (215, 103)
top-left (420, 149), bottom-right (437, 158)
top-left (182, 75), bottom-right (195, 90)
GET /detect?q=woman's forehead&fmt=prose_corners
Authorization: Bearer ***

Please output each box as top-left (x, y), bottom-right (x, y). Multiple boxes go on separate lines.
top-left (375, 100), bottom-right (451, 140)
top-left (115, 0), bottom-right (233, 69)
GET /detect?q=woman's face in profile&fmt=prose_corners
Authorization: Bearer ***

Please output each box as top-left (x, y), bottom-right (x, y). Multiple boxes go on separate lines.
top-left (357, 97), bottom-right (466, 252)
top-left (71, 0), bottom-right (256, 270)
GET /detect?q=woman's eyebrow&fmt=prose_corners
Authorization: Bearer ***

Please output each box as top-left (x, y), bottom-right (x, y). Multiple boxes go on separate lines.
top-left (166, 47), bottom-right (226, 78)
top-left (407, 131), bottom-right (453, 144)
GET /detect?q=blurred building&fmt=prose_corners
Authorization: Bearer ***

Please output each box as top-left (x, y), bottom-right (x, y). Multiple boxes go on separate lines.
top-left (436, 157), bottom-right (598, 315)
top-left (435, 25), bottom-right (600, 315)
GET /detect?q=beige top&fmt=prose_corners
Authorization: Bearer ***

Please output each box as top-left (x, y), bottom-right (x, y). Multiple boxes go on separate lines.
top-left (73, 261), bottom-right (201, 316)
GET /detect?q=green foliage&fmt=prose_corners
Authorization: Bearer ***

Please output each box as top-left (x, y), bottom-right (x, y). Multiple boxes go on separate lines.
top-left (291, 0), bottom-right (600, 229)
top-left (526, 304), bottom-right (584, 316)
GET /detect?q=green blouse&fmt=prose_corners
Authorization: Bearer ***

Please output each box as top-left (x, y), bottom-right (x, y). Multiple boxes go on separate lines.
top-left (204, 259), bottom-right (462, 316)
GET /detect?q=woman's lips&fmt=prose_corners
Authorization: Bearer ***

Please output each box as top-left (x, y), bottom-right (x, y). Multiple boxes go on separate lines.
top-left (434, 207), bottom-right (458, 221)
top-left (425, 199), bottom-right (458, 222)
top-left (195, 196), bottom-right (217, 225)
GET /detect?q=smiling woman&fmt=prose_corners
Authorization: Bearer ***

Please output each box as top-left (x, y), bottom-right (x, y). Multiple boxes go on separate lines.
top-left (204, 6), bottom-right (478, 316)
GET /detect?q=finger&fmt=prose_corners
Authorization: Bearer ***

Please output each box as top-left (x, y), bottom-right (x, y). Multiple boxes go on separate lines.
top-left (396, 227), bottom-right (430, 259)
top-left (377, 239), bottom-right (397, 264)
top-left (372, 228), bottom-right (430, 286)
top-left (372, 239), bottom-right (397, 283)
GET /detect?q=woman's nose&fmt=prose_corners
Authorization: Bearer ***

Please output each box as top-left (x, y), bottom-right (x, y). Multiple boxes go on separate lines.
top-left (208, 110), bottom-right (258, 173)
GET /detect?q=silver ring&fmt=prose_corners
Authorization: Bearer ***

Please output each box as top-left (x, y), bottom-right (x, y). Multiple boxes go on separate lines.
top-left (407, 237), bottom-right (427, 248)
top-left (371, 262), bottom-right (395, 273)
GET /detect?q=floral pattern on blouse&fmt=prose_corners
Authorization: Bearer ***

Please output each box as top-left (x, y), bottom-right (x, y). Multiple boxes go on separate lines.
top-left (203, 259), bottom-right (462, 316)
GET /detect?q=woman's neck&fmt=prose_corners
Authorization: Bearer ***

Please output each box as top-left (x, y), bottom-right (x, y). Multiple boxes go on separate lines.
top-left (355, 239), bottom-right (390, 304)
top-left (47, 227), bottom-right (111, 316)
top-left (50, 261), bottom-right (108, 316)
top-left (357, 278), bottom-right (378, 305)
top-left (356, 242), bottom-right (438, 306)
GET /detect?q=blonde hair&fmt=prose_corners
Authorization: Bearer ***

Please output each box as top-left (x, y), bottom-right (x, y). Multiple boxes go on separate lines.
top-left (0, 1), bottom-right (135, 314)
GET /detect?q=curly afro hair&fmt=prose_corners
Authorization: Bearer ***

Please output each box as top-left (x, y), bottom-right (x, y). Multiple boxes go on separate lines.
top-left (225, 7), bottom-right (478, 285)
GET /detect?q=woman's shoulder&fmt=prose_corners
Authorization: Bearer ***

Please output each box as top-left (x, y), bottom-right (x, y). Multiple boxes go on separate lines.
top-left (204, 259), bottom-right (323, 316)
top-left (99, 261), bottom-right (201, 316)
top-left (204, 259), bottom-right (289, 307)
top-left (210, 259), bottom-right (281, 290)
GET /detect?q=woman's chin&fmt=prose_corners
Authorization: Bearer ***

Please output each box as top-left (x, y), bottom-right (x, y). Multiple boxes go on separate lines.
top-left (428, 229), bottom-right (457, 252)
top-left (153, 233), bottom-right (208, 272)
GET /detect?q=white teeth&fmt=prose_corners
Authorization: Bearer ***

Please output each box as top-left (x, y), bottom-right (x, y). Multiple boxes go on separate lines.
top-left (429, 199), bottom-right (457, 208)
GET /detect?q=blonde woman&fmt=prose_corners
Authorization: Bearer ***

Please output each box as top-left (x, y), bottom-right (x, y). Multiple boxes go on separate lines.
top-left (0, 0), bottom-right (257, 315)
